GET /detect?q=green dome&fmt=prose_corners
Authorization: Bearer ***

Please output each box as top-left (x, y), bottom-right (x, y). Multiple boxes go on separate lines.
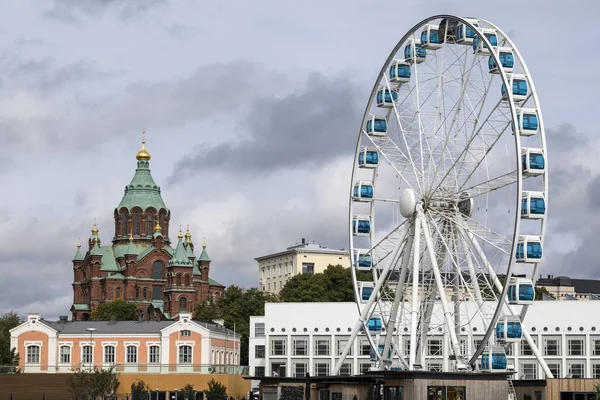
top-left (117, 159), bottom-right (168, 212)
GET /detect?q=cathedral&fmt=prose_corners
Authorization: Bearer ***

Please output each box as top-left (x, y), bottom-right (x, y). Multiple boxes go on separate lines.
top-left (71, 135), bottom-right (224, 321)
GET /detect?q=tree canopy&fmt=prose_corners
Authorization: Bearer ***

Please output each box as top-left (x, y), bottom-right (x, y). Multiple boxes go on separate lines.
top-left (90, 298), bottom-right (140, 321)
top-left (0, 311), bottom-right (22, 370)
top-left (535, 286), bottom-right (555, 300)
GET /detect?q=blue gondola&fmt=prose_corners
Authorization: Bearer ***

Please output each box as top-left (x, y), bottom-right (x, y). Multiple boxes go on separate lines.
top-left (456, 18), bottom-right (480, 44)
top-left (481, 347), bottom-right (508, 371)
top-left (421, 24), bottom-right (442, 50)
top-left (353, 249), bottom-right (373, 271)
top-left (404, 39), bottom-right (426, 64)
top-left (370, 344), bottom-right (392, 361)
top-left (521, 191), bottom-right (546, 219)
top-left (376, 87), bottom-right (398, 108)
top-left (358, 147), bottom-right (379, 168)
top-left (353, 181), bottom-right (374, 202)
top-left (352, 215), bottom-right (371, 236)
top-left (389, 60), bottom-right (411, 84)
top-left (495, 317), bottom-right (523, 342)
top-left (368, 317), bottom-right (383, 333)
top-left (488, 48), bottom-right (514, 74)
top-left (507, 277), bottom-right (535, 305)
top-left (501, 74), bottom-right (529, 102)
top-left (521, 148), bottom-right (545, 176)
top-left (514, 108), bottom-right (538, 136)
top-left (516, 235), bottom-right (543, 263)
top-left (359, 282), bottom-right (375, 303)
top-left (473, 29), bottom-right (498, 54)
top-left (365, 115), bottom-right (388, 136)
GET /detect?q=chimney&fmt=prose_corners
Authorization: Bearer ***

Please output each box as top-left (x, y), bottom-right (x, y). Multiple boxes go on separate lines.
top-left (59, 316), bottom-right (68, 322)
top-left (301, 238), bottom-right (305, 244)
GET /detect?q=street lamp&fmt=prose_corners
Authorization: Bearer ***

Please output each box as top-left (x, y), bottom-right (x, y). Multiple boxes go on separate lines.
top-left (86, 327), bottom-right (97, 371)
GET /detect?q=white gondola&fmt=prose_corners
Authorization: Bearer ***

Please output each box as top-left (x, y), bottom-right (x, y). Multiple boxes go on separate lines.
top-left (488, 47), bottom-right (514, 74)
top-left (501, 74), bottom-right (529, 102)
top-left (353, 181), bottom-right (374, 202)
top-left (353, 249), bottom-right (373, 271)
top-left (352, 215), bottom-right (371, 236)
top-left (495, 316), bottom-right (523, 342)
top-left (516, 235), bottom-right (543, 263)
top-left (507, 277), bottom-right (535, 305)
top-left (472, 28), bottom-right (498, 55)
top-left (420, 24), bottom-right (442, 50)
top-left (365, 115), bottom-right (388, 136)
top-left (514, 108), bottom-right (539, 136)
top-left (376, 86), bottom-right (398, 108)
top-left (456, 18), bottom-right (480, 44)
top-left (481, 346), bottom-right (508, 371)
top-left (521, 191), bottom-right (546, 219)
top-left (404, 38), bottom-right (426, 64)
top-left (358, 147), bottom-right (379, 169)
top-left (358, 281), bottom-right (375, 304)
top-left (389, 59), bottom-right (411, 84)
top-left (521, 147), bottom-right (545, 176)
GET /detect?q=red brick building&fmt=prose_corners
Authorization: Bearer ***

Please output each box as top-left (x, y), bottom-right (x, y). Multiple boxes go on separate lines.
top-left (71, 137), bottom-right (224, 321)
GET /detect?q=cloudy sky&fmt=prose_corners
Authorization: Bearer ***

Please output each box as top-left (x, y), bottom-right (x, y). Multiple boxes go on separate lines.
top-left (0, 0), bottom-right (598, 318)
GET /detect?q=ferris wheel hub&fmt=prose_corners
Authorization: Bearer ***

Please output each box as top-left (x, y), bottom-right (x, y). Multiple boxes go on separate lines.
top-left (399, 188), bottom-right (416, 218)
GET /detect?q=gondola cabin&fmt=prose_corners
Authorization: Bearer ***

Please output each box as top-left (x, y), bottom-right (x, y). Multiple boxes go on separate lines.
top-left (389, 59), bottom-right (411, 84)
top-left (521, 191), bottom-right (546, 219)
top-left (352, 215), bottom-right (371, 236)
top-left (358, 282), bottom-right (375, 304)
top-left (404, 39), bottom-right (426, 64)
top-left (365, 115), bottom-right (388, 136)
top-left (368, 317), bottom-right (383, 333)
top-left (472, 28), bottom-right (498, 55)
top-left (514, 108), bottom-right (539, 136)
top-left (353, 249), bottom-right (373, 271)
top-left (507, 277), bottom-right (535, 305)
top-left (456, 18), bottom-right (480, 44)
top-left (376, 86), bottom-right (398, 108)
top-left (353, 180), bottom-right (374, 202)
top-left (370, 344), bottom-right (392, 361)
top-left (501, 74), bottom-right (529, 102)
top-left (521, 147), bottom-right (545, 176)
top-left (481, 346), bottom-right (508, 371)
top-left (420, 24), bottom-right (442, 50)
top-left (488, 47), bottom-right (514, 74)
top-left (495, 316), bottom-right (523, 342)
top-left (358, 147), bottom-right (379, 168)
top-left (516, 235), bottom-right (543, 263)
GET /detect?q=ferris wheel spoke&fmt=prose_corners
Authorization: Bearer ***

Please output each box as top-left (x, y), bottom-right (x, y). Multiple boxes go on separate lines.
top-left (440, 169), bottom-right (518, 200)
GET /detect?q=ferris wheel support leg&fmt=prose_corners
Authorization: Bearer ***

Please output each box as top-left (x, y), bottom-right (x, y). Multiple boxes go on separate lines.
top-left (408, 216), bottom-right (422, 369)
top-left (459, 234), bottom-right (484, 308)
top-left (419, 211), bottom-right (464, 364)
top-left (334, 225), bottom-right (411, 375)
top-left (462, 228), bottom-right (553, 378)
top-left (380, 225), bottom-right (415, 371)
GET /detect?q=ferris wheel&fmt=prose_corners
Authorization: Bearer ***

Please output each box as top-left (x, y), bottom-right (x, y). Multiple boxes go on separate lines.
top-left (333, 15), bottom-right (552, 376)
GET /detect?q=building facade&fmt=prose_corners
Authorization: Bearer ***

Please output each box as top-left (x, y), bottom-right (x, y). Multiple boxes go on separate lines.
top-left (536, 275), bottom-right (600, 300)
top-left (10, 312), bottom-right (241, 374)
top-left (249, 302), bottom-right (600, 381)
top-left (71, 137), bottom-right (225, 321)
top-left (256, 239), bottom-right (350, 294)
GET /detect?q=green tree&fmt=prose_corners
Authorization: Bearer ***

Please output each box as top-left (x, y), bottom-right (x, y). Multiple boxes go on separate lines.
top-left (90, 298), bottom-right (140, 321)
top-left (131, 379), bottom-right (150, 400)
top-left (535, 286), bottom-right (555, 300)
top-left (66, 365), bottom-right (120, 400)
top-left (204, 379), bottom-right (227, 400)
top-left (0, 311), bottom-right (22, 371)
top-left (179, 383), bottom-right (195, 400)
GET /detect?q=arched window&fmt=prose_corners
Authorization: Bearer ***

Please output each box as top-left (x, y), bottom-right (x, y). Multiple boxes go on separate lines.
top-left (123, 213), bottom-right (129, 237)
top-left (176, 274), bottom-right (182, 286)
top-left (135, 287), bottom-right (139, 299)
top-left (126, 345), bottom-right (138, 363)
top-left (143, 287), bottom-right (147, 299)
top-left (178, 345), bottom-right (192, 364)
top-left (134, 212), bottom-right (140, 236)
top-left (152, 261), bottom-right (164, 279)
top-left (211, 350), bottom-right (215, 364)
top-left (149, 345), bottom-right (160, 363)
top-left (104, 345), bottom-right (115, 364)
top-left (179, 297), bottom-right (187, 311)
top-left (26, 345), bottom-right (40, 364)
top-left (184, 275), bottom-right (190, 286)
top-left (116, 287), bottom-right (121, 298)
top-left (146, 213), bottom-right (154, 235)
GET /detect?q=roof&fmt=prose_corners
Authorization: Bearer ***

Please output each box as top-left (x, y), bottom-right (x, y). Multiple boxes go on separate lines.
top-left (71, 304), bottom-right (90, 311)
top-left (536, 275), bottom-right (600, 295)
top-left (169, 237), bottom-right (193, 266)
top-left (117, 159), bottom-right (168, 212)
top-left (254, 243), bottom-right (349, 261)
top-left (73, 245), bottom-right (84, 261)
top-left (199, 246), bottom-right (211, 262)
top-left (209, 278), bottom-right (225, 287)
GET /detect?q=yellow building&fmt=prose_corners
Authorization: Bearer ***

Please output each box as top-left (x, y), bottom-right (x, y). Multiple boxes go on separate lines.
top-left (255, 238), bottom-right (350, 294)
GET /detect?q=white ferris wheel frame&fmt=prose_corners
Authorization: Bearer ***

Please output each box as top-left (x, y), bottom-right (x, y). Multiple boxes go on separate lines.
top-left (335, 15), bottom-right (551, 377)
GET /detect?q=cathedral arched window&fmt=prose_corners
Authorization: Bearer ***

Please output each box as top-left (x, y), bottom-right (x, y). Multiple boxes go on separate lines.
top-left (152, 261), bottom-right (164, 280)
top-left (179, 297), bottom-right (187, 311)
top-left (184, 275), bottom-right (190, 286)
top-left (146, 213), bottom-right (154, 236)
top-left (134, 212), bottom-right (140, 236)
top-left (116, 287), bottom-right (121, 298)
top-left (143, 287), bottom-right (147, 299)
top-left (123, 213), bottom-right (129, 236)
top-left (176, 274), bottom-right (182, 286)
top-left (135, 287), bottom-right (139, 299)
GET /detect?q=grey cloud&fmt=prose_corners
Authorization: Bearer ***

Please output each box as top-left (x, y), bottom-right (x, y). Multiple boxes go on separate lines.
top-left (45, 0), bottom-right (167, 24)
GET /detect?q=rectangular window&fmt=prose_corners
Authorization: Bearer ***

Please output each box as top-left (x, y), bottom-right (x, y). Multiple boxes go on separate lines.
top-left (271, 362), bottom-right (286, 377)
top-left (271, 339), bottom-right (286, 356)
top-left (104, 345), bottom-right (115, 364)
top-left (82, 345), bottom-right (93, 364)
top-left (403, 338), bottom-right (411, 357)
top-left (339, 363), bottom-right (352, 376)
top-left (383, 386), bottom-right (403, 400)
top-left (26, 346), bottom-right (40, 364)
top-left (593, 363), bottom-right (600, 379)
top-left (547, 362), bottom-right (561, 378)
top-left (294, 362), bottom-right (307, 378)
top-left (427, 386), bottom-right (466, 400)
top-left (544, 339), bottom-right (560, 356)
top-left (337, 339), bottom-right (352, 356)
top-left (59, 346), bottom-right (71, 364)
top-left (360, 363), bottom-right (371, 374)
top-left (180, 330), bottom-right (191, 337)
top-left (255, 323), bottom-right (265, 337)
top-left (179, 346), bottom-right (192, 364)
top-left (152, 285), bottom-right (163, 301)
top-left (521, 338), bottom-right (536, 356)
top-left (126, 346), bottom-right (138, 363)
top-left (593, 339), bottom-right (600, 356)
top-left (315, 362), bottom-right (330, 376)
top-left (302, 263), bottom-right (315, 274)
top-left (315, 339), bottom-right (330, 356)
top-left (427, 339), bottom-right (443, 356)
top-left (293, 339), bottom-right (308, 356)
top-left (505, 343), bottom-right (514, 356)
top-left (255, 345), bottom-right (265, 359)
top-left (521, 363), bottom-right (537, 379)
top-left (428, 363), bottom-right (443, 372)
top-left (149, 346), bottom-right (160, 364)
top-left (255, 366), bottom-right (265, 377)
top-left (569, 362), bottom-right (585, 378)
top-left (568, 338), bottom-right (585, 356)
top-left (360, 340), bottom-right (371, 356)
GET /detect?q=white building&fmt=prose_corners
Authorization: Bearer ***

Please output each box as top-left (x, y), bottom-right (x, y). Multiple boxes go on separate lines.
top-left (249, 302), bottom-right (600, 382)
top-left (256, 239), bottom-right (350, 294)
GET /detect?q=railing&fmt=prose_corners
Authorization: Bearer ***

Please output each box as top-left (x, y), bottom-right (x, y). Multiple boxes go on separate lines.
top-left (1, 364), bottom-right (249, 375)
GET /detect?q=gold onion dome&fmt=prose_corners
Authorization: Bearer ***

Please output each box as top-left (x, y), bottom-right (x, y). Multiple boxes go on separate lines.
top-left (178, 225), bottom-right (184, 239)
top-left (154, 222), bottom-right (162, 232)
top-left (91, 219), bottom-right (98, 234)
top-left (136, 129), bottom-right (151, 161)
top-left (185, 225), bottom-right (192, 241)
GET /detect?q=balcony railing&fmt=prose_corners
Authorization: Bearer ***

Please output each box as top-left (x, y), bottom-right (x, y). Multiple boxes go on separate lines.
top-left (2, 364), bottom-right (249, 375)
